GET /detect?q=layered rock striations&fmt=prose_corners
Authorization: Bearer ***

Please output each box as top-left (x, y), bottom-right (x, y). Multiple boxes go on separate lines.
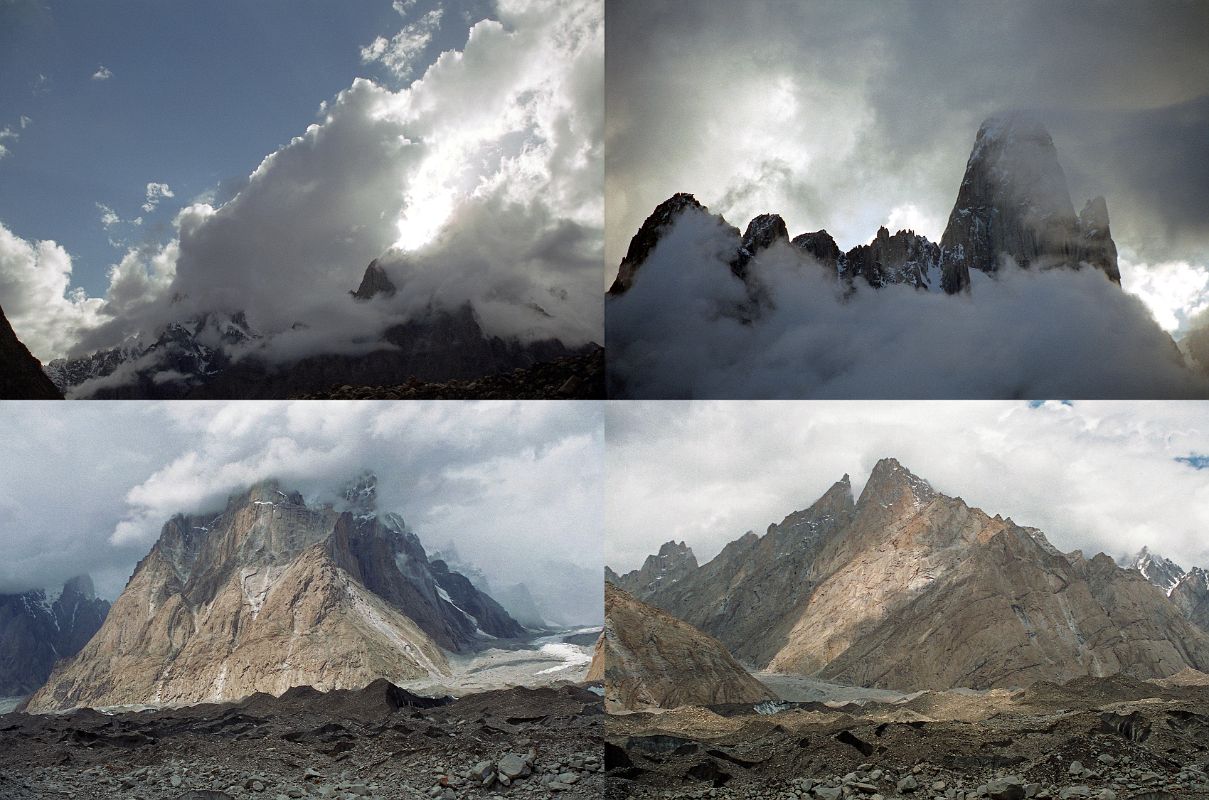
top-left (0, 576), bottom-right (110, 696)
top-left (26, 477), bottom-right (523, 712)
top-left (621, 459), bottom-right (1209, 691)
top-left (596, 582), bottom-right (775, 711)
top-left (609, 114), bottom-right (1121, 301)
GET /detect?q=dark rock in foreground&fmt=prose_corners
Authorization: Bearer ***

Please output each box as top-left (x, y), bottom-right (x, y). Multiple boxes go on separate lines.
top-left (298, 346), bottom-right (605, 399)
top-left (0, 303), bottom-right (62, 399)
top-left (0, 683), bottom-right (603, 799)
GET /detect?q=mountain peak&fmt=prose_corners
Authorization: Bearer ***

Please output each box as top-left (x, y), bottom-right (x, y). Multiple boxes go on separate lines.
top-left (608, 193), bottom-right (707, 295)
top-left (350, 259), bottom-right (397, 301)
top-left (60, 574), bottom-right (96, 601)
top-left (858, 458), bottom-right (935, 508)
top-left (341, 471), bottom-right (379, 517)
top-left (938, 112), bottom-right (1127, 292)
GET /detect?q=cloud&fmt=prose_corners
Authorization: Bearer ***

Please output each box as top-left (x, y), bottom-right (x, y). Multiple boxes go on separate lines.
top-left (0, 401), bottom-right (603, 615)
top-left (141, 182), bottom-right (175, 213)
top-left (1121, 256), bottom-right (1209, 333)
top-left (0, 222), bottom-right (106, 361)
top-left (605, 0), bottom-right (1209, 316)
top-left (91, 65), bottom-right (112, 81)
top-left (96, 203), bottom-right (120, 229)
top-left (360, 7), bottom-right (444, 81)
top-left (0, 126), bottom-right (18, 160)
top-left (19, 116), bottom-right (31, 129)
top-left (606, 400), bottom-right (1209, 577)
top-left (3, 0), bottom-right (603, 366)
top-left (606, 211), bottom-right (1209, 398)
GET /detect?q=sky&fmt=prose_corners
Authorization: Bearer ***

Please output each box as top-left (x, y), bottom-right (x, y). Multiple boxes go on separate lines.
top-left (0, 400), bottom-right (604, 613)
top-left (607, 400), bottom-right (1209, 576)
top-left (0, 0), bottom-right (602, 364)
top-left (606, 0), bottom-right (1209, 337)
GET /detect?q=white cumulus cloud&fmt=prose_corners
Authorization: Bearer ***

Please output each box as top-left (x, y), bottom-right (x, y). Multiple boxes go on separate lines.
top-left (141, 182), bottom-right (175, 213)
top-left (91, 65), bottom-right (112, 81)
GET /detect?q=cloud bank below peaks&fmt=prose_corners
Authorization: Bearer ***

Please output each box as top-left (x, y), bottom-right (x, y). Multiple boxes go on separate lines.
top-left (2, 0), bottom-right (602, 364)
top-left (606, 209), bottom-right (1209, 398)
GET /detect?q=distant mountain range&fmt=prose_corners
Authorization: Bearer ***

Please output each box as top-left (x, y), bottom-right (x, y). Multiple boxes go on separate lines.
top-left (37, 261), bottom-right (588, 399)
top-left (0, 575), bottom-right (109, 696)
top-left (610, 458), bottom-right (1209, 693)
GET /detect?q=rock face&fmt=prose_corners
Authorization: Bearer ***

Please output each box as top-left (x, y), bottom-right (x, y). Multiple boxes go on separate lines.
top-left (611, 540), bottom-right (698, 597)
top-left (843, 226), bottom-right (942, 290)
top-left (940, 113), bottom-right (1120, 292)
top-left (623, 458), bottom-right (1209, 690)
top-left (0, 576), bottom-right (110, 696)
top-left (731, 213), bottom-right (790, 276)
top-left (598, 583), bottom-right (775, 711)
top-left (1170, 567), bottom-right (1209, 633)
top-left (429, 560), bottom-right (526, 639)
top-left (608, 193), bottom-right (710, 295)
top-left (26, 477), bottom-right (522, 712)
top-left (0, 303), bottom-right (62, 399)
top-left (349, 259), bottom-right (397, 300)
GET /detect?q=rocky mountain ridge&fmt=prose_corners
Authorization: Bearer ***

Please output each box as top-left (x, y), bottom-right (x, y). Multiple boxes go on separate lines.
top-left (1126, 547), bottom-right (1209, 634)
top-left (0, 575), bottom-right (110, 696)
top-left (615, 458), bottom-right (1209, 690)
top-left (609, 114), bottom-right (1121, 300)
top-left (44, 262), bottom-right (589, 399)
top-left (25, 475), bottom-right (524, 712)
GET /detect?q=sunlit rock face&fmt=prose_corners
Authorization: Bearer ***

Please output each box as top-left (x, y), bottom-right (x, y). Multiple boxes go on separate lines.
top-left (26, 477), bottom-right (523, 712)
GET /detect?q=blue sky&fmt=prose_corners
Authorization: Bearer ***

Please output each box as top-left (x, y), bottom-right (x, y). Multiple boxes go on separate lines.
top-left (0, 0), bottom-right (490, 298)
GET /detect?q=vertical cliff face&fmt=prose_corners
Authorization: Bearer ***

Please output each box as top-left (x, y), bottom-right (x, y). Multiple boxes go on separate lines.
top-left (0, 576), bottom-right (110, 696)
top-left (623, 459), bottom-right (1209, 691)
top-left (940, 114), bottom-right (1120, 291)
top-left (25, 477), bottom-right (523, 712)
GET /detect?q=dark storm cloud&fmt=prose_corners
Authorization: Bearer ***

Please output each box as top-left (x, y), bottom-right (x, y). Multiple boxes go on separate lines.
top-left (606, 0), bottom-right (1209, 302)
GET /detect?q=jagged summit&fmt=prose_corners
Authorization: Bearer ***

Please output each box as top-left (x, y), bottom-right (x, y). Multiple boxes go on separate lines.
top-left (608, 192), bottom-right (709, 295)
top-left (940, 113), bottom-right (1120, 291)
top-left (1124, 546), bottom-right (1186, 594)
top-left (350, 259), bottom-right (397, 301)
top-left (610, 115), bottom-right (1122, 301)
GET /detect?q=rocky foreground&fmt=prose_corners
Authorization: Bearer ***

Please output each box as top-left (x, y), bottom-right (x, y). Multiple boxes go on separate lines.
top-left (604, 674), bottom-right (1209, 800)
top-left (296, 348), bottom-right (605, 400)
top-left (0, 681), bottom-right (603, 800)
